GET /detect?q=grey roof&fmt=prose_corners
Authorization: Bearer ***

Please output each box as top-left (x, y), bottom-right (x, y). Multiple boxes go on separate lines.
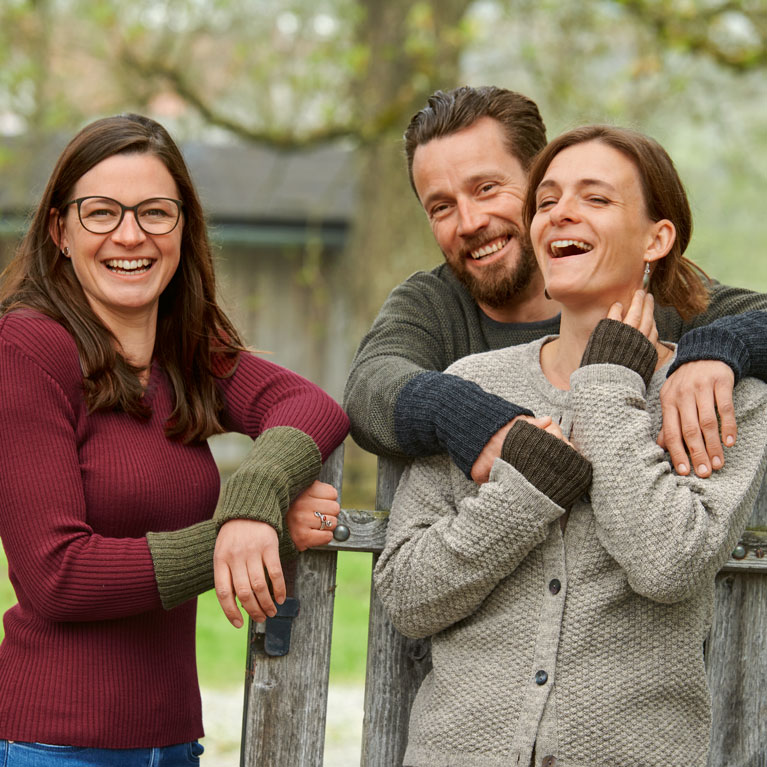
top-left (0, 136), bottom-right (356, 224)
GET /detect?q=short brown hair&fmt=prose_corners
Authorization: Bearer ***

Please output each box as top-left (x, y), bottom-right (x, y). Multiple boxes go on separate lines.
top-left (522, 125), bottom-right (709, 320)
top-left (404, 86), bottom-right (547, 194)
top-left (0, 114), bottom-right (243, 442)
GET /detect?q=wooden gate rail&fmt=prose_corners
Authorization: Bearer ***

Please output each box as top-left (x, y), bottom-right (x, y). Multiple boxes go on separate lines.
top-left (240, 445), bottom-right (767, 766)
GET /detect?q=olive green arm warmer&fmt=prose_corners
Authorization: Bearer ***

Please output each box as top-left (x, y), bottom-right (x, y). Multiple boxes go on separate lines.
top-left (147, 520), bottom-right (217, 610)
top-left (501, 420), bottom-right (592, 510)
top-left (148, 426), bottom-right (322, 610)
top-left (214, 426), bottom-right (322, 532)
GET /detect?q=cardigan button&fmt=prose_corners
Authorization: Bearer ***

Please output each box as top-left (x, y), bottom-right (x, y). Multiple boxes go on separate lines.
top-left (548, 579), bottom-right (561, 595)
top-left (580, 492), bottom-right (591, 504)
top-left (534, 670), bottom-right (548, 685)
top-left (542, 757), bottom-right (557, 767)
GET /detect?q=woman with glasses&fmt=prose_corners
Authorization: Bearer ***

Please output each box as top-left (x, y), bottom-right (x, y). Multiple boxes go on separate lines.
top-left (0, 114), bottom-right (349, 764)
top-left (374, 126), bottom-right (767, 766)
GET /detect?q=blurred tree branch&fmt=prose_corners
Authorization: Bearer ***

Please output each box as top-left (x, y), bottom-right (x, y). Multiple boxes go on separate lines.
top-left (617, 0), bottom-right (767, 70)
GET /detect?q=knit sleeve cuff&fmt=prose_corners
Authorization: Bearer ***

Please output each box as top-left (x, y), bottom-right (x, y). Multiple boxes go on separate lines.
top-left (581, 319), bottom-right (658, 387)
top-left (214, 426), bottom-right (322, 534)
top-left (147, 519), bottom-right (217, 610)
top-left (501, 420), bottom-right (592, 509)
top-left (394, 370), bottom-right (533, 479)
top-left (668, 324), bottom-right (750, 383)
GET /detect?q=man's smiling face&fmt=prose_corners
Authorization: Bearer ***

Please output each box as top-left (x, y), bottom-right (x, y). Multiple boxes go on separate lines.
top-left (412, 116), bottom-right (537, 312)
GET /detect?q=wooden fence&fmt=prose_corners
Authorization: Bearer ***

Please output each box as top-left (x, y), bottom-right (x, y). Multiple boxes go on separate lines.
top-left (239, 444), bottom-right (767, 766)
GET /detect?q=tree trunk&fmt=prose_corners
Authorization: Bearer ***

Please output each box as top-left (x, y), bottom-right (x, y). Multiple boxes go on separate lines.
top-left (342, 0), bottom-right (474, 339)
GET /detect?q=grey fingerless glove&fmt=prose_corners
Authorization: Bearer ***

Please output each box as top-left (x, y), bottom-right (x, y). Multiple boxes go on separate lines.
top-left (502, 420), bottom-right (592, 509)
top-left (581, 318), bottom-right (658, 387)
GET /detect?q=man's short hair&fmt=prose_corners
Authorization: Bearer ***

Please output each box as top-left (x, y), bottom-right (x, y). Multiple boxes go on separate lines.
top-left (404, 86), bottom-right (548, 195)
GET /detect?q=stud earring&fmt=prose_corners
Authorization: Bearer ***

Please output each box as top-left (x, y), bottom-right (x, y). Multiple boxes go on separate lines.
top-left (62, 247), bottom-right (70, 257)
top-left (642, 262), bottom-right (651, 291)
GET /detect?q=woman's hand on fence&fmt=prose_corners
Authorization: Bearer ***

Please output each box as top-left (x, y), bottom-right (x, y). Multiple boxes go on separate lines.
top-left (285, 480), bottom-right (340, 551)
top-left (213, 520), bottom-right (286, 627)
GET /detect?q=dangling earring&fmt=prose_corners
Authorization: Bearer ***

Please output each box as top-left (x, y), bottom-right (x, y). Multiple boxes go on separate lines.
top-left (544, 287), bottom-right (551, 300)
top-left (62, 247), bottom-right (70, 258)
top-left (642, 262), bottom-right (651, 291)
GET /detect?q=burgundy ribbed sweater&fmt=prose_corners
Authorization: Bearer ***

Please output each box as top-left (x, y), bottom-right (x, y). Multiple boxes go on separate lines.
top-left (0, 310), bottom-right (349, 747)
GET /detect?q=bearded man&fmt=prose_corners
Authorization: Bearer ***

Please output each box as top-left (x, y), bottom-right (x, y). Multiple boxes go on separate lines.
top-left (344, 85), bottom-right (767, 481)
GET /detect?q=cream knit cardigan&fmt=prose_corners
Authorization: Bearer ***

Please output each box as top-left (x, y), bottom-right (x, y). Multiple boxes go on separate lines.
top-left (374, 337), bottom-right (767, 767)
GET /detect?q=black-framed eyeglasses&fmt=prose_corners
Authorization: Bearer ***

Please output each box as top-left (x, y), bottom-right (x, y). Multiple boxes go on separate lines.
top-left (62, 196), bottom-right (184, 235)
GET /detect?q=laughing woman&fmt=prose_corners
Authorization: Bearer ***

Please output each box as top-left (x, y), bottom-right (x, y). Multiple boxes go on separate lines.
top-left (0, 114), bottom-right (348, 764)
top-left (374, 125), bottom-right (767, 767)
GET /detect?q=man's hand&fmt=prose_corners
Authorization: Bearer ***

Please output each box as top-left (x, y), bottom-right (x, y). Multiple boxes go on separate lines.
top-left (285, 480), bottom-right (340, 551)
top-left (658, 360), bottom-right (736, 477)
top-left (213, 520), bottom-right (286, 628)
top-left (471, 415), bottom-right (562, 483)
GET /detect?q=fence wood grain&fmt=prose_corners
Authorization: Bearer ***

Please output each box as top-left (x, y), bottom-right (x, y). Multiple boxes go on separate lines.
top-left (239, 447), bottom-right (767, 766)
top-left (240, 445), bottom-right (344, 767)
top-left (360, 457), bottom-right (432, 767)
top-left (707, 478), bottom-right (767, 766)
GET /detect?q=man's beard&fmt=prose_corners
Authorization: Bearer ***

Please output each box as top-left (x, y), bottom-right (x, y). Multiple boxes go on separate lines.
top-left (448, 231), bottom-right (538, 311)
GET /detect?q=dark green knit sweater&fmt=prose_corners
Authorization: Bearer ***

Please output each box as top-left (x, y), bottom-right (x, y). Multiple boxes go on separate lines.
top-left (344, 263), bottom-right (767, 476)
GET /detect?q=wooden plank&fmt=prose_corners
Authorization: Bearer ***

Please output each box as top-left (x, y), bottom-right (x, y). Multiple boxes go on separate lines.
top-left (707, 473), bottom-right (767, 766)
top-left (240, 445), bottom-right (344, 767)
top-left (324, 509), bottom-right (767, 572)
top-left (361, 457), bottom-right (433, 767)
top-left (322, 508), bottom-right (389, 553)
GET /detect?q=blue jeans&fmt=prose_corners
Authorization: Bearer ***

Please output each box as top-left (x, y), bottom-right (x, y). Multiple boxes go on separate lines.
top-left (0, 741), bottom-right (203, 766)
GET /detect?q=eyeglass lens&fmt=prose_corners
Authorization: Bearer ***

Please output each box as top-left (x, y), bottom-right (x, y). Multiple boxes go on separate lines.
top-left (78, 197), bottom-right (180, 234)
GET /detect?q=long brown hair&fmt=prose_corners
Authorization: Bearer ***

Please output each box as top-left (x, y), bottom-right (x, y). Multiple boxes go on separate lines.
top-left (0, 113), bottom-right (243, 442)
top-left (523, 125), bottom-right (709, 320)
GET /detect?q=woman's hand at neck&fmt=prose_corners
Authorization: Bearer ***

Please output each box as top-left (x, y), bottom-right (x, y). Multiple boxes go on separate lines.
top-left (541, 289), bottom-right (673, 390)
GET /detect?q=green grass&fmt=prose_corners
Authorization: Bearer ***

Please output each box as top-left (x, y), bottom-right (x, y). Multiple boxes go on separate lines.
top-left (0, 549), bottom-right (15, 643)
top-left (194, 550), bottom-right (372, 688)
top-left (0, 548), bottom-right (372, 687)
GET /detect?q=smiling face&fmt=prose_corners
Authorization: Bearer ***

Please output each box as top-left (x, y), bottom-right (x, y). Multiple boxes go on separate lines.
top-left (530, 140), bottom-right (674, 311)
top-left (412, 117), bottom-right (538, 313)
top-left (51, 153), bottom-right (182, 335)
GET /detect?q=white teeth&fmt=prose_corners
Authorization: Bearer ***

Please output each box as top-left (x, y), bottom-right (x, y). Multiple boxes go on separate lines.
top-left (470, 237), bottom-right (509, 260)
top-left (104, 258), bottom-right (152, 271)
top-left (550, 239), bottom-right (593, 256)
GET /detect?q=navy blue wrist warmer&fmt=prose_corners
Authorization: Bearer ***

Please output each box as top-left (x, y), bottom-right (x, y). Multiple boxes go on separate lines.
top-left (668, 312), bottom-right (767, 383)
top-left (394, 371), bottom-right (533, 478)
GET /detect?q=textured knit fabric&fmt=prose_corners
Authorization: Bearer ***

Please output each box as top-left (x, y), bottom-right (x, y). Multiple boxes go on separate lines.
top-left (580, 318), bottom-right (658, 387)
top-left (667, 309), bottom-right (767, 383)
top-left (148, 427), bottom-right (323, 609)
top-left (395, 371), bottom-right (532, 477)
top-left (0, 309), bottom-right (349, 748)
top-left (344, 263), bottom-right (767, 465)
top-left (215, 426), bottom-right (321, 532)
top-left (146, 520), bottom-right (217, 611)
top-left (374, 336), bottom-right (767, 767)
top-left (501, 420), bottom-right (592, 509)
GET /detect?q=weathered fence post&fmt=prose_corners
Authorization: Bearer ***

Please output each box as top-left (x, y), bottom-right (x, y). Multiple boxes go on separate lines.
top-left (239, 444), bottom-right (344, 767)
top-left (237, 446), bottom-right (767, 766)
top-left (360, 457), bottom-right (432, 767)
top-left (707, 478), bottom-right (767, 766)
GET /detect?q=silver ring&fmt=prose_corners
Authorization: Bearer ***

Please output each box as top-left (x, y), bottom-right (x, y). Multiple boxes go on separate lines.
top-left (314, 510), bottom-right (332, 530)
